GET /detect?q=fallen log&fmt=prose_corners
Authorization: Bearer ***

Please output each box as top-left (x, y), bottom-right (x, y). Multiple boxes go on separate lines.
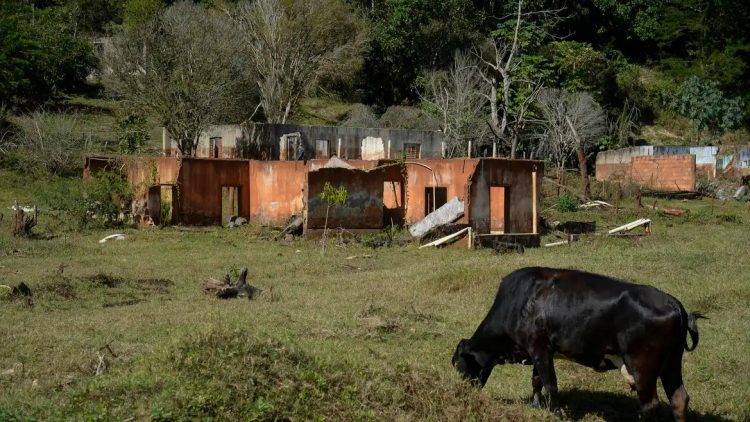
top-left (203, 268), bottom-right (260, 299)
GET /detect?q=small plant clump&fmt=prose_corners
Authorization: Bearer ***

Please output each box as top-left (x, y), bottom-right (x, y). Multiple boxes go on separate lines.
top-left (557, 193), bottom-right (578, 212)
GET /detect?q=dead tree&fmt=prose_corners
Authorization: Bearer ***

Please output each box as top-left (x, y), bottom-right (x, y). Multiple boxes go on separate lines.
top-left (12, 201), bottom-right (37, 237)
top-left (419, 51), bottom-right (489, 157)
top-left (535, 89), bottom-right (606, 199)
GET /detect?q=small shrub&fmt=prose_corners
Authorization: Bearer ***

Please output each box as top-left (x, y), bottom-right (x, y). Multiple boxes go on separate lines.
top-left (695, 174), bottom-right (718, 197)
top-left (80, 171), bottom-right (133, 228)
top-left (557, 193), bottom-right (578, 212)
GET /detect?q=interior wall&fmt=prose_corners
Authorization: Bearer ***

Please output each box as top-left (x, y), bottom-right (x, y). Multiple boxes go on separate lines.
top-left (403, 159), bottom-right (479, 225)
top-left (248, 160), bottom-right (307, 224)
top-left (176, 158), bottom-right (249, 225)
top-left (469, 159), bottom-right (542, 234)
top-left (305, 168), bottom-right (384, 230)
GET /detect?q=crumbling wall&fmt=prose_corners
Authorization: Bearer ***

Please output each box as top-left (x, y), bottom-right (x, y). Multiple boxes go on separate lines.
top-left (248, 160), bottom-right (306, 224)
top-left (403, 159), bottom-right (478, 225)
top-left (176, 158), bottom-right (250, 225)
top-left (630, 155), bottom-right (696, 191)
top-left (469, 159), bottom-right (542, 234)
top-left (305, 167), bottom-right (384, 231)
top-left (260, 124), bottom-right (444, 160)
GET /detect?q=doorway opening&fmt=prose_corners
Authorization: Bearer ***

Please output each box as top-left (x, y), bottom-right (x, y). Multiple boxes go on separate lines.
top-left (221, 186), bottom-right (240, 226)
top-left (424, 187), bottom-right (447, 215)
top-left (490, 185), bottom-right (508, 234)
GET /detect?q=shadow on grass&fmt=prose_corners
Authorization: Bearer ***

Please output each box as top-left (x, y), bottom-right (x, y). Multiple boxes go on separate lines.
top-left (559, 389), bottom-right (732, 422)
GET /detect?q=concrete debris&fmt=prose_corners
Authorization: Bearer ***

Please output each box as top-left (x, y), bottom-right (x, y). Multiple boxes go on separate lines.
top-left (227, 216), bottom-right (247, 228)
top-left (553, 221), bottom-right (596, 234)
top-left (280, 214), bottom-right (303, 237)
top-left (608, 218), bottom-right (652, 236)
top-left (345, 254), bottom-right (373, 260)
top-left (322, 156), bottom-right (355, 170)
top-left (733, 185), bottom-right (748, 200)
top-left (409, 196), bottom-right (464, 238)
top-left (418, 227), bottom-right (470, 249)
top-left (643, 203), bottom-right (688, 216)
top-left (99, 234), bottom-right (126, 243)
top-left (579, 200), bottom-right (613, 209)
top-left (491, 240), bottom-right (525, 254)
top-left (9, 205), bottom-right (36, 213)
top-left (418, 223), bottom-right (469, 245)
top-left (716, 189), bottom-right (728, 201)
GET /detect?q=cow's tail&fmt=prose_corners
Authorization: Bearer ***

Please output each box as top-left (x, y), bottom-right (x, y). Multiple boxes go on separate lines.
top-left (684, 311), bottom-right (706, 352)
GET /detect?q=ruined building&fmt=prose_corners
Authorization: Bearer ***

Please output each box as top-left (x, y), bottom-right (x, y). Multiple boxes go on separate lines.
top-left (86, 123), bottom-right (543, 245)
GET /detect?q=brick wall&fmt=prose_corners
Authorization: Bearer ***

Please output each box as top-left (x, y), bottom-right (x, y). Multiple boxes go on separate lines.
top-left (630, 155), bottom-right (696, 191)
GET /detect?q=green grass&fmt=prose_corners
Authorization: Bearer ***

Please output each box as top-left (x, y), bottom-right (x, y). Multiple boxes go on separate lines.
top-left (1, 173), bottom-right (749, 421)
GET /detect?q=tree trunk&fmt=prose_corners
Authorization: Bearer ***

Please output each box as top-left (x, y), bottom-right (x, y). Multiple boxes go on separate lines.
top-left (576, 144), bottom-right (591, 200)
top-left (565, 116), bottom-right (591, 200)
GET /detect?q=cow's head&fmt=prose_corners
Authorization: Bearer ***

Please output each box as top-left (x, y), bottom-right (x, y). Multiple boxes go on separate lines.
top-left (452, 338), bottom-right (496, 387)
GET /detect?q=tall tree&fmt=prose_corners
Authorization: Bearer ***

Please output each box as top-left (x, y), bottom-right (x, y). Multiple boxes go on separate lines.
top-left (419, 51), bottom-right (489, 157)
top-left (101, 1), bottom-right (252, 156)
top-left (474, 0), bottom-right (557, 158)
top-left (231, 0), bottom-right (367, 123)
top-left (535, 88), bottom-right (606, 199)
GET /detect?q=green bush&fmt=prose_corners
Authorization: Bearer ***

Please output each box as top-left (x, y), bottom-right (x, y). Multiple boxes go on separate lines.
top-left (116, 111), bottom-right (149, 154)
top-left (557, 193), bottom-right (578, 212)
top-left (37, 171), bottom-right (132, 230)
top-left (672, 76), bottom-right (744, 135)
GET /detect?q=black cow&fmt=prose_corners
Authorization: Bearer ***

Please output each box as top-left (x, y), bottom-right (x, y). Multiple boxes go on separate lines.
top-left (452, 267), bottom-right (703, 421)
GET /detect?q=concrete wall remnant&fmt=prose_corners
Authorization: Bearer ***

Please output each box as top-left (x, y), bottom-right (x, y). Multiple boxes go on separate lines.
top-left (164, 123), bottom-right (444, 160)
top-left (305, 166), bottom-right (384, 232)
top-left (361, 136), bottom-right (386, 160)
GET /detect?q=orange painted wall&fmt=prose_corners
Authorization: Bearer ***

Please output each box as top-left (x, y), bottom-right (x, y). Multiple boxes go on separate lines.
top-left (177, 158), bottom-right (250, 225)
top-left (403, 159), bottom-right (479, 224)
top-left (248, 160), bottom-right (307, 224)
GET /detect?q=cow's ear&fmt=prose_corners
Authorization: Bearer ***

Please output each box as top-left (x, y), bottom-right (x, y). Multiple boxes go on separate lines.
top-left (457, 340), bottom-right (492, 368)
top-left (462, 348), bottom-right (493, 369)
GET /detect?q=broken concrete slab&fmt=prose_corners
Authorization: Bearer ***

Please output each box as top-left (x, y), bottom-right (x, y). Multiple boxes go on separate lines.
top-left (608, 218), bottom-right (652, 236)
top-left (409, 196), bottom-right (464, 238)
top-left (227, 216), bottom-right (247, 228)
top-left (733, 185), bottom-right (748, 200)
top-left (323, 156), bottom-right (355, 170)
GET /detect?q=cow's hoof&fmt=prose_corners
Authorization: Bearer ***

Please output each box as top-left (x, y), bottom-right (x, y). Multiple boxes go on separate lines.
top-left (531, 395), bottom-right (542, 408)
top-left (553, 408), bottom-right (564, 419)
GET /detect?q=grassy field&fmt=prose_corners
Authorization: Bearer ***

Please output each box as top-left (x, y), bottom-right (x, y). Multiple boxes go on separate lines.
top-left (1, 174), bottom-right (749, 421)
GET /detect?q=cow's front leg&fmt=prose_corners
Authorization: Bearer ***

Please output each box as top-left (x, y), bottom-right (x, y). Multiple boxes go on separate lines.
top-left (531, 366), bottom-right (543, 407)
top-left (532, 350), bottom-right (560, 416)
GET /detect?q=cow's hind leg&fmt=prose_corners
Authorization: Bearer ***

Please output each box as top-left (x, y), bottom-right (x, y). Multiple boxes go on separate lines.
top-left (531, 349), bottom-right (560, 415)
top-left (531, 366), bottom-right (543, 407)
top-left (627, 355), bottom-right (660, 420)
top-left (660, 356), bottom-right (689, 422)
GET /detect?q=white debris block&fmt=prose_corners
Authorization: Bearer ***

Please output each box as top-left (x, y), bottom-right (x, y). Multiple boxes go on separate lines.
top-left (409, 196), bottom-right (464, 238)
top-left (99, 234), bottom-right (127, 243)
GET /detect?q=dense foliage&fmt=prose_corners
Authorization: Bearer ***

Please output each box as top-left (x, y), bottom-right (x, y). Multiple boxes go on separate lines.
top-left (0, 0), bottom-right (748, 161)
